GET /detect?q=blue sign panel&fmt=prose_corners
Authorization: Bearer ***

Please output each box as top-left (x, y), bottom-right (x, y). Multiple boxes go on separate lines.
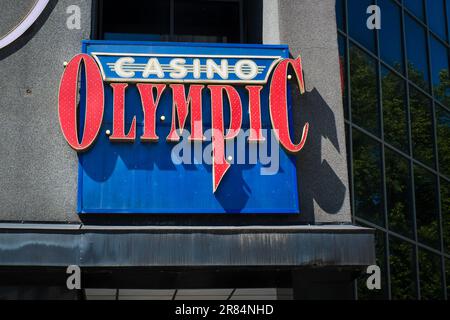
top-left (78, 40), bottom-right (299, 214)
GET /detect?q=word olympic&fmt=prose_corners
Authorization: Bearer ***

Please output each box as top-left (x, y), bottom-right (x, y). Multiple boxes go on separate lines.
top-left (58, 53), bottom-right (309, 192)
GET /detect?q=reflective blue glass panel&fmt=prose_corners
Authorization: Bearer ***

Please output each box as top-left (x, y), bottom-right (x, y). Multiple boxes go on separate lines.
top-left (442, 180), bottom-right (450, 254)
top-left (379, 0), bottom-right (404, 72)
top-left (410, 86), bottom-right (436, 168)
top-left (436, 106), bottom-right (450, 178)
top-left (381, 66), bottom-right (409, 152)
top-left (405, 14), bottom-right (430, 91)
top-left (348, 0), bottom-right (376, 52)
top-left (447, 0), bottom-right (450, 43)
top-left (336, 0), bottom-right (345, 31)
top-left (349, 44), bottom-right (380, 135)
top-left (404, 0), bottom-right (425, 20)
top-left (353, 129), bottom-right (384, 226)
top-left (338, 34), bottom-right (349, 119)
top-left (427, 0), bottom-right (447, 41)
top-left (430, 36), bottom-right (450, 107)
top-left (414, 166), bottom-right (440, 250)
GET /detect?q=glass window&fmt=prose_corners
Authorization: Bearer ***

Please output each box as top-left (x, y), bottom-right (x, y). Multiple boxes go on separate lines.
top-left (353, 129), bottom-right (384, 226)
top-left (436, 106), bottom-right (450, 178)
top-left (345, 123), bottom-right (354, 204)
top-left (347, 0), bottom-right (376, 52)
top-left (441, 179), bottom-right (450, 255)
top-left (379, 0), bottom-right (404, 72)
top-left (381, 66), bottom-right (409, 152)
top-left (339, 35), bottom-right (349, 119)
top-left (389, 236), bottom-right (417, 299)
top-left (335, 0), bottom-right (450, 302)
top-left (358, 229), bottom-right (389, 299)
top-left (404, 0), bottom-right (425, 20)
top-left (414, 165), bottom-right (440, 249)
top-left (418, 249), bottom-right (444, 299)
top-left (101, 1), bottom-right (170, 40)
top-left (430, 37), bottom-right (450, 107)
top-left (410, 86), bottom-right (436, 168)
top-left (405, 14), bottom-right (430, 91)
top-left (350, 44), bottom-right (380, 135)
top-left (336, 0), bottom-right (345, 31)
top-left (97, 0), bottom-right (258, 43)
top-left (447, 0), bottom-right (450, 43)
top-left (345, 124), bottom-right (353, 209)
top-left (447, 258), bottom-right (450, 298)
top-left (385, 149), bottom-right (414, 238)
top-left (426, 0), bottom-right (447, 41)
top-left (174, 0), bottom-right (240, 43)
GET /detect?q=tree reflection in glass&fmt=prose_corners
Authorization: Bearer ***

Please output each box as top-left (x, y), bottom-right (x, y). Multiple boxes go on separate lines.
top-left (446, 258), bottom-right (450, 298)
top-left (389, 236), bottom-right (417, 299)
top-left (441, 179), bottom-right (449, 255)
top-left (419, 249), bottom-right (444, 299)
top-left (414, 165), bottom-right (440, 249)
top-left (436, 106), bottom-right (450, 178)
top-left (385, 149), bottom-right (414, 238)
top-left (430, 37), bottom-right (450, 108)
top-left (350, 44), bottom-right (380, 135)
top-left (410, 87), bottom-right (436, 168)
top-left (382, 67), bottom-right (409, 152)
top-left (353, 129), bottom-right (384, 226)
top-left (405, 15), bottom-right (430, 92)
top-left (358, 229), bottom-right (388, 300)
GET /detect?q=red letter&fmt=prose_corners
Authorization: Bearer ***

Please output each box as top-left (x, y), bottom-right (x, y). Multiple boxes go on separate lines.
top-left (209, 85), bottom-right (243, 193)
top-left (246, 85), bottom-right (265, 142)
top-left (58, 54), bottom-right (104, 152)
top-left (109, 83), bottom-right (136, 142)
top-left (137, 84), bottom-right (166, 142)
top-left (167, 84), bottom-right (205, 142)
top-left (269, 56), bottom-right (309, 153)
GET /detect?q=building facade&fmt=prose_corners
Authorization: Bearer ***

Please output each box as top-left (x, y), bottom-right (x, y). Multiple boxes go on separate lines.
top-left (0, 0), bottom-right (446, 301)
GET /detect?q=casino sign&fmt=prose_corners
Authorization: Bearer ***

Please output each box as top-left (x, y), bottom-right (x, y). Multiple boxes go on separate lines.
top-left (58, 41), bottom-right (309, 214)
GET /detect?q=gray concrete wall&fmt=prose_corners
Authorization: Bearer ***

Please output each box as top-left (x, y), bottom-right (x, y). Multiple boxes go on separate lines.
top-left (0, 0), bottom-right (350, 224)
top-left (270, 0), bottom-right (351, 223)
top-left (0, 0), bottom-right (90, 222)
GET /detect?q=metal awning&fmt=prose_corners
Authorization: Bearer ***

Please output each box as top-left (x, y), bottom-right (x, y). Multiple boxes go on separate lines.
top-left (0, 224), bottom-right (374, 268)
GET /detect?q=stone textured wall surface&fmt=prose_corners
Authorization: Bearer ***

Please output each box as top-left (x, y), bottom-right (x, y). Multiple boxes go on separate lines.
top-left (0, 0), bottom-right (91, 222)
top-left (276, 0), bottom-right (351, 223)
top-left (0, 0), bottom-right (350, 224)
